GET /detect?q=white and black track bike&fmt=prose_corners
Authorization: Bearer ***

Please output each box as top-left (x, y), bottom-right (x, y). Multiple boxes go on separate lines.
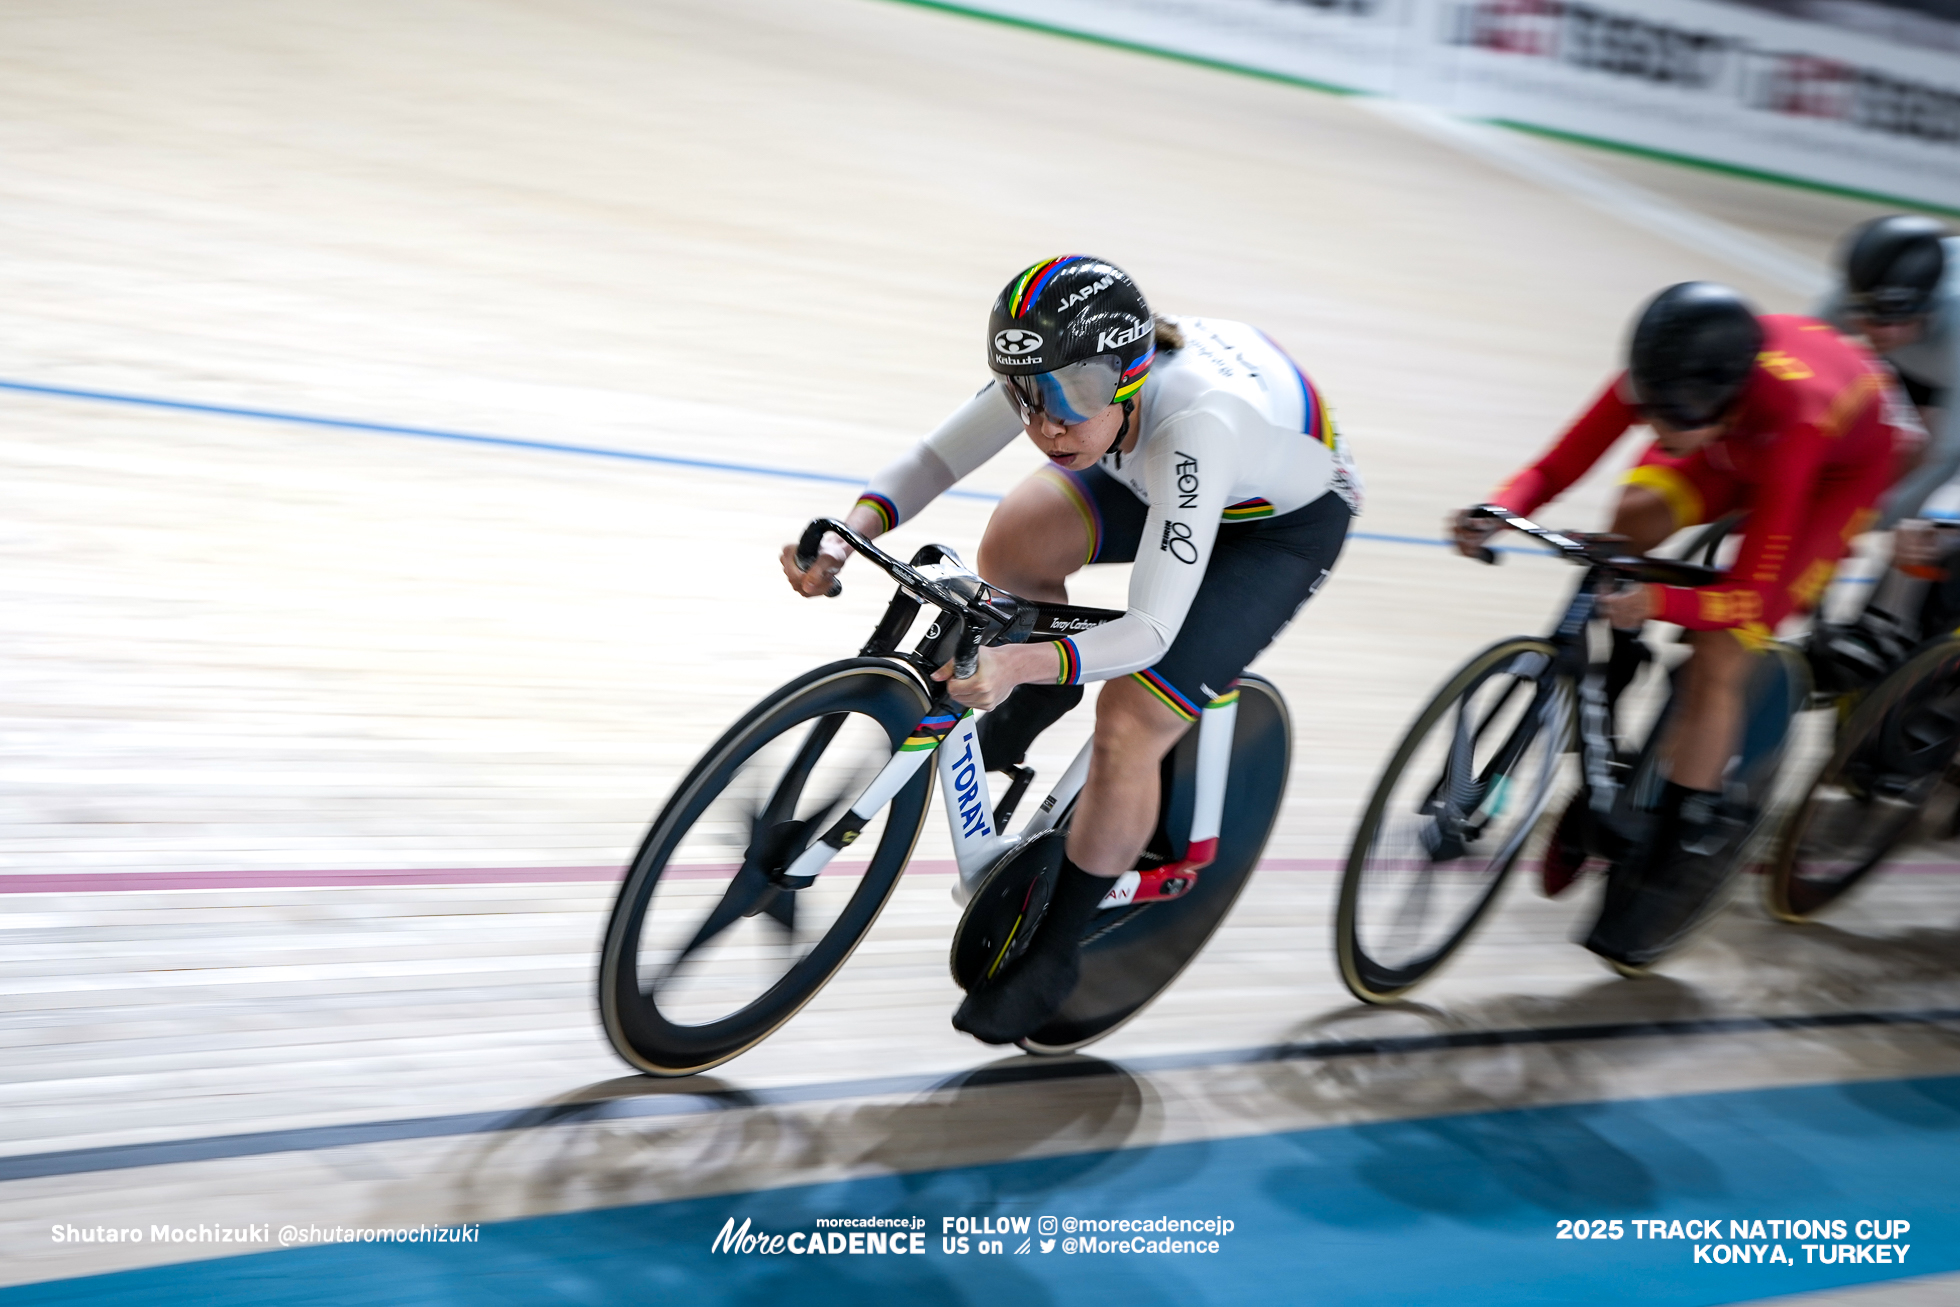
top-left (599, 518), bottom-right (1291, 1075)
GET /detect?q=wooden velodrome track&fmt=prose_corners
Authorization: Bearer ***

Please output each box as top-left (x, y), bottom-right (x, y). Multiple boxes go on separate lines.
top-left (2, 0), bottom-right (1958, 1301)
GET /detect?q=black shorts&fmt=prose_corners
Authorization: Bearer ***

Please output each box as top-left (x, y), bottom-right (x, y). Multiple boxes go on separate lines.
top-left (1042, 463), bottom-right (1351, 720)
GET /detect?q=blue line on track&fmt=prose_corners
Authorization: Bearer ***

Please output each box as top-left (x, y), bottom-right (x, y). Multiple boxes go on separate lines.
top-left (0, 376), bottom-right (1491, 551)
top-left (0, 377), bottom-right (1002, 501)
top-left (0, 377), bottom-right (1893, 580)
top-left (7, 1075), bottom-right (1956, 1306)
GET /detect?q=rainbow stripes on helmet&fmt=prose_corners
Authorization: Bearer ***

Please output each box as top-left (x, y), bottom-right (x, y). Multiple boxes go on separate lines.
top-left (1006, 256), bottom-right (1087, 318)
top-left (1113, 345), bottom-right (1154, 403)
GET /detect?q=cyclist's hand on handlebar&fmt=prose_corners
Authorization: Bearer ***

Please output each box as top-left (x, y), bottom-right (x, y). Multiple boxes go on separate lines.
top-left (1595, 581), bottom-right (1657, 630)
top-left (934, 644), bottom-right (1041, 712)
top-left (780, 534), bottom-right (848, 597)
top-left (1448, 506), bottom-right (1502, 559)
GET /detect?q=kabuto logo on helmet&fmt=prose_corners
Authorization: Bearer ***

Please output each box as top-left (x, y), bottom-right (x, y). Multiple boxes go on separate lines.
top-left (994, 328), bottom-right (1044, 356)
top-left (1095, 320), bottom-right (1151, 353)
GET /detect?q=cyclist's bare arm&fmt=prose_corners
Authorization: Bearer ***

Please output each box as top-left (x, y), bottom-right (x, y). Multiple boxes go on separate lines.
top-left (783, 385), bottom-right (1020, 597)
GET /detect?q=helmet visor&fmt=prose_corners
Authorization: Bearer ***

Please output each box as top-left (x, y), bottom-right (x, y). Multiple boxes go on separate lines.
top-left (993, 356), bottom-right (1122, 426)
top-left (1847, 285), bottom-right (1931, 324)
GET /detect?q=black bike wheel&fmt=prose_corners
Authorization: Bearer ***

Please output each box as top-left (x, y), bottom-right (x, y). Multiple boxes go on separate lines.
top-left (1337, 637), bottom-right (1568, 1003)
top-left (599, 658), bottom-right (934, 1076)
top-left (1768, 637), bottom-right (1960, 923)
top-left (1019, 673), bottom-right (1292, 1054)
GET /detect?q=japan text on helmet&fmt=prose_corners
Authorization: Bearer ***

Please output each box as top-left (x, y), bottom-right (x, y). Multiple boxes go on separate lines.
top-left (987, 256), bottom-right (1154, 425)
top-left (1628, 282), bottom-right (1764, 430)
top-left (1843, 214), bottom-right (1949, 322)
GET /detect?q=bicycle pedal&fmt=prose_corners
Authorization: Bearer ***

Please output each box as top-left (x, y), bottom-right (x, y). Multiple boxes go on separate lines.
top-left (1099, 840), bottom-right (1216, 907)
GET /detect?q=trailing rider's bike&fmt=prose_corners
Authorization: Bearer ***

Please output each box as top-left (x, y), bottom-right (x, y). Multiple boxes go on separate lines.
top-left (1770, 546), bottom-right (1960, 922)
top-left (1336, 506), bottom-right (1808, 1002)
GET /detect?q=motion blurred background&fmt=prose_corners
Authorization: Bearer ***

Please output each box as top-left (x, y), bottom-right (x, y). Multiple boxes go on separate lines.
top-left (2, 1), bottom-right (1958, 1302)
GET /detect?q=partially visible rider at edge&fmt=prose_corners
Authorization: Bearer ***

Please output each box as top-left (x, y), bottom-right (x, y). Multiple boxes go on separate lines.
top-left (1812, 215), bottom-right (1958, 676)
top-left (781, 256), bottom-right (1360, 1043)
top-left (1449, 282), bottom-right (1908, 968)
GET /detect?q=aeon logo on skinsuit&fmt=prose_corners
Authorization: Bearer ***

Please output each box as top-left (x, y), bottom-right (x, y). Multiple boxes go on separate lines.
top-left (994, 328), bottom-right (1043, 356)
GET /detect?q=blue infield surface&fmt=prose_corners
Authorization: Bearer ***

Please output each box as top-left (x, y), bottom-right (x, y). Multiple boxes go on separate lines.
top-left (8, 1073), bottom-right (1958, 1305)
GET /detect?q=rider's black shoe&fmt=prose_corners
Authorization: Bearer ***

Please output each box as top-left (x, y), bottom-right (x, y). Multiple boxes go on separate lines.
top-left (953, 856), bottom-right (1106, 1044)
top-left (1584, 783), bottom-right (1742, 971)
top-left (976, 684), bottom-right (1084, 772)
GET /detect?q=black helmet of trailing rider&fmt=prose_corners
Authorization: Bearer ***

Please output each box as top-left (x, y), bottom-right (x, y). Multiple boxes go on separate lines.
top-left (1843, 214), bottom-right (1949, 323)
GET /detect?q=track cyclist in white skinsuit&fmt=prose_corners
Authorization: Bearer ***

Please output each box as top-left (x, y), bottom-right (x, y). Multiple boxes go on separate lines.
top-left (781, 256), bottom-right (1360, 1044)
top-left (1813, 216), bottom-right (1960, 681)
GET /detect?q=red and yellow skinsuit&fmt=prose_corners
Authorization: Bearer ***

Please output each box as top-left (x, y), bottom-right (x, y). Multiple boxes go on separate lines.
top-left (1491, 317), bottom-right (1908, 645)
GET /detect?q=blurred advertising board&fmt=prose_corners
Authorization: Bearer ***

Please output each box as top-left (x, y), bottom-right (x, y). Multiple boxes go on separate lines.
top-left (946, 0), bottom-right (1960, 208)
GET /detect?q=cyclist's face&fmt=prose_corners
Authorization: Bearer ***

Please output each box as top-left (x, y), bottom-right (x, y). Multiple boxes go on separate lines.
top-left (1022, 403), bottom-right (1129, 471)
top-left (1857, 315), bottom-right (1926, 354)
top-left (1648, 416), bottom-right (1727, 457)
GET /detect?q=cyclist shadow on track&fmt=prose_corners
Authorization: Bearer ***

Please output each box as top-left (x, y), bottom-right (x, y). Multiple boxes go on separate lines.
top-left (1728, 912), bottom-right (1960, 1006)
top-left (1248, 993), bottom-right (1723, 1225)
top-left (434, 1058), bottom-right (1154, 1221)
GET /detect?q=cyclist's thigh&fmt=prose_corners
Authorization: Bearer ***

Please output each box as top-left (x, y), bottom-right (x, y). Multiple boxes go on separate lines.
top-left (1618, 442), bottom-right (1746, 547)
top-left (978, 464), bottom-right (1149, 597)
top-left (1131, 490), bottom-right (1351, 720)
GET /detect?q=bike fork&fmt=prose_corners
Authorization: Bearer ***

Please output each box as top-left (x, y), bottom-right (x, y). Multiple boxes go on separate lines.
top-left (777, 705), bottom-right (961, 885)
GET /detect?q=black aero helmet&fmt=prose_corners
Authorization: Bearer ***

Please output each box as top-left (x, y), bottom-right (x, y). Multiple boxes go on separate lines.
top-left (1628, 282), bottom-right (1764, 429)
top-left (988, 256), bottom-right (1154, 425)
top-left (1843, 214), bottom-right (1949, 322)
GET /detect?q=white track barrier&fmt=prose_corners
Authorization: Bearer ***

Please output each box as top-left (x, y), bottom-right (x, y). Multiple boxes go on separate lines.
top-left (942, 0), bottom-right (1960, 211)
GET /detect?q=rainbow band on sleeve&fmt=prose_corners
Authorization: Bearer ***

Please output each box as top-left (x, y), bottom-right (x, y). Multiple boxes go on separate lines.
top-left (1221, 498), bottom-right (1274, 522)
top-left (1131, 667), bottom-right (1200, 722)
top-left (854, 493), bottom-right (898, 534)
top-left (1007, 256), bottom-right (1086, 317)
top-left (1054, 638), bottom-right (1082, 687)
top-left (1207, 685), bottom-right (1241, 709)
top-left (901, 709), bottom-right (966, 752)
top-left (1256, 328), bottom-right (1334, 448)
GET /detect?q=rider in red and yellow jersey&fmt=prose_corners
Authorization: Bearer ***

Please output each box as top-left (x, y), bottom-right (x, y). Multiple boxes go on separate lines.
top-left (1452, 283), bottom-right (1910, 968)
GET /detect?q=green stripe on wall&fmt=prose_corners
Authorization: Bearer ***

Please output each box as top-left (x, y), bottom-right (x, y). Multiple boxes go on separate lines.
top-left (877, 0), bottom-right (1960, 219)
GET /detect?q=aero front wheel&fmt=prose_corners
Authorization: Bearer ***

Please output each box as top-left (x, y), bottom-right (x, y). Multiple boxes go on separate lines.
top-left (599, 658), bottom-right (934, 1076)
top-left (1768, 637), bottom-right (1960, 923)
top-left (1337, 637), bottom-right (1568, 1003)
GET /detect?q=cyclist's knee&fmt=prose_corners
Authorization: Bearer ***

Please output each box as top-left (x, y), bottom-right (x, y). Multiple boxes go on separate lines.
top-left (1610, 486), bottom-right (1677, 553)
top-left (1684, 627), bottom-right (1757, 685)
top-left (977, 477), bottom-right (1086, 600)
